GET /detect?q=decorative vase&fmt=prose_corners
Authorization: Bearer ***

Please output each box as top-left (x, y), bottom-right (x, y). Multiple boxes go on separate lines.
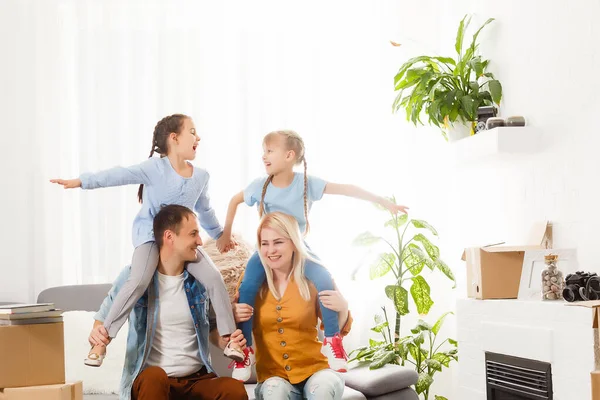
top-left (447, 122), bottom-right (474, 142)
top-left (486, 117), bottom-right (505, 129)
top-left (541, 254), bottom-right (565, 300)
top-left (506, 116), bottom-right (526, 127)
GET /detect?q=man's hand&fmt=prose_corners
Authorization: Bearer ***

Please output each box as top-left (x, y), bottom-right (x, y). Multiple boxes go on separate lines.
top-left (88, 321), bottom-right (110, 347)
top-left (214, 329), bottom-right (247, 350)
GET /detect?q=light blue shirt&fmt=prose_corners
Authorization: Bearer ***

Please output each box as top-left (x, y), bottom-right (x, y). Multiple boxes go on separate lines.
top-left (243, 173), bottom-right (327, 233)
top-left (80, 157), bottom-right (223, 247)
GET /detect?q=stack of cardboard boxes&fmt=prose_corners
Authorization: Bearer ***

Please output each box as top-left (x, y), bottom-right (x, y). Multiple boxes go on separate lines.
top-left (0, 303), bottom-right (82, 400)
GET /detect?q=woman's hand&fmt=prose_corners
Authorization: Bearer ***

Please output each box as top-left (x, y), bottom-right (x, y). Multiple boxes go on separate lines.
top-left (50, 178), bottom-right (82, 189)
top-left (318, 290), bottom-right (348, 313)
top-left (233, 302), bottom-right (253, 323)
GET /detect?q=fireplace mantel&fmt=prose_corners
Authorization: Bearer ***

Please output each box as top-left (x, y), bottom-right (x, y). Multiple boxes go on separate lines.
top-left (457, 298), bottom-right (594, 399)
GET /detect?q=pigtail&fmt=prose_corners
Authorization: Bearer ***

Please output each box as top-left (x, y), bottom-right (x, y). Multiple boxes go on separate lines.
top-left (302, 158), bottom-right (309, 235)
top-left (259, 175), bottom-right (274, 217)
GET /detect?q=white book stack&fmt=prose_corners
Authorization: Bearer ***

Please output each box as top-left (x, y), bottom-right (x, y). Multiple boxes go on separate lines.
top-left (0, 302), bottom-right (63, 325)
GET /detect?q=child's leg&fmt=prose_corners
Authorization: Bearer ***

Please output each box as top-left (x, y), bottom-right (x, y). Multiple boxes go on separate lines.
top-left (186, 246), bottom-right (236, 336)
top-left (303, 259), bottom-right (340, 337)
top-left (103, 242), bottom-right (159, 338)
top-left (237, 251), bottom-right (267, 347)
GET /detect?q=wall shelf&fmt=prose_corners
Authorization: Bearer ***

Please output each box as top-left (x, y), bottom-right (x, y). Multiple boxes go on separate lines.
top-left (451, 127), bottom-right (542, 165)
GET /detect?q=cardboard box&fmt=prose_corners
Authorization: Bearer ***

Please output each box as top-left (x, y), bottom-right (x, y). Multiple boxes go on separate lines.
top-left (567, 301), bottom-right (600, 399)
top-left (462, 222), bottom-right (552, 299)
top-left (0, 322), bottom-right (65, 389)
top-left (1, 382), bottom-right (82, 400)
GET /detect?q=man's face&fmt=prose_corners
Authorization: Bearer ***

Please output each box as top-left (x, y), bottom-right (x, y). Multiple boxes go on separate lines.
top-left (170, 215), bottom-right (203, 262)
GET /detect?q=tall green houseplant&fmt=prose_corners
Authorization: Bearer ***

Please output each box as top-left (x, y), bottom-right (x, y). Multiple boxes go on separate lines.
top-left (352, 198), bottom-right (456, 342)
top-left (393, 15), bottom-right (502, 141)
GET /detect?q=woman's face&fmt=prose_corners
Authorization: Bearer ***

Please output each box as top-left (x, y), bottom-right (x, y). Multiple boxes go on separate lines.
top-left (260, 226), bottom-right (295, 272)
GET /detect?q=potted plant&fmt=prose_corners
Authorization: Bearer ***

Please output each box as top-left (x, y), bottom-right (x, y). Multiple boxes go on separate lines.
top-left (351, 197), bottom-right (455, 343)
top-left (392, 15), bottom-right (502, 142)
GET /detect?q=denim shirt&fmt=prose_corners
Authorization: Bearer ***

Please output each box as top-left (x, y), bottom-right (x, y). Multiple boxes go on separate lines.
top-left (95, 266), bottom-right (215, 400)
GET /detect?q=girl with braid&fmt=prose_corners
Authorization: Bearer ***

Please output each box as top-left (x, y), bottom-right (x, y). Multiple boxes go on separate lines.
top-left (50, 114), bottom-right (243, 367)
top-left (217, 130), bottom-right (409, 382)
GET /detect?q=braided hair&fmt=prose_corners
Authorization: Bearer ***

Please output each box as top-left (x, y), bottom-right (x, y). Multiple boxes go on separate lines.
top-left (259, 130), bottom-right (310, 235)
top-left (137, 114), bottom-right (189, 203)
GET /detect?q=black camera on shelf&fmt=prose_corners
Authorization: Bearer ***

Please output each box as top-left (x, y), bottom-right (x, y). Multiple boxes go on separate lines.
top-left (563, 271), bottom-right (600, 302)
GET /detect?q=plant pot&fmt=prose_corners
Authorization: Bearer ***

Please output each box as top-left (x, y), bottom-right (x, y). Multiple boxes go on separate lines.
top-left (447, 122), bottom-right (474, 142)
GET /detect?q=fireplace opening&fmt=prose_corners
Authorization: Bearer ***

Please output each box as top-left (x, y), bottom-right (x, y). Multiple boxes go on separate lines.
top-left (486, 352), bottom-right (553, 400)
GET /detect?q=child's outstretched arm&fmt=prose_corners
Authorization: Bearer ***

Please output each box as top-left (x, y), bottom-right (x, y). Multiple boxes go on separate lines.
top-left (216, 191), bottom-right (244, 253)
top-left (324, 183), bottom-right (409, 214)
top-left (50, 158), bottom-right (156, 190)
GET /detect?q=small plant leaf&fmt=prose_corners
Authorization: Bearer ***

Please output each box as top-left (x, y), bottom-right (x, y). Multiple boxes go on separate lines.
top-left (411, 219), bottom-right (439, 236)
top-left (488, 79), bottom-right (502, 104)
top-left (410, 276), bottom-right (434, 315)
top-left (413, 233), bottom-right (440, 260)
top-left (370, 253), bottom-right (396, 280)
top-left (426, 358), bottom-right (443, 372)
top-left (415, 372), bottom-right (434, 394)
top-left (432, 312), bottom-right (454, 335)
top-left (369, 350), bottom-right (398, 369)
top-left (353, 231), bottom-right (381, 247)
top-left (385, 285), bottom-right (410, 316)
top-left (434, 258), bottom-right (457, 288)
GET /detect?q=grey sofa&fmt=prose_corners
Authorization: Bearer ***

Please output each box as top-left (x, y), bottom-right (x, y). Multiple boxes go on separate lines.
top-left (38, 284), bottom-right (418, 400)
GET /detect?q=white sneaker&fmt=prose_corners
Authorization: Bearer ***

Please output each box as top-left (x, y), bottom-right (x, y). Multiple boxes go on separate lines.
top-left (231, 346), bottom-right (255, 382)
top-left (223, 341), bottom-right (245, 362)
top-left (321, 334), bottom-right (348, 372)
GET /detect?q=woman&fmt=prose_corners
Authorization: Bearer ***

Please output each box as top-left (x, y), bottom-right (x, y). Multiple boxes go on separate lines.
top-left (233, 211), bottom-right (352, 400)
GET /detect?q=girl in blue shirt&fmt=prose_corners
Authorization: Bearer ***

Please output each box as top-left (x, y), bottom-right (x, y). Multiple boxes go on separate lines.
top-left (51, 114), bottom-right (242, 367)
top-left (218, 129), bottom-right (408, 381)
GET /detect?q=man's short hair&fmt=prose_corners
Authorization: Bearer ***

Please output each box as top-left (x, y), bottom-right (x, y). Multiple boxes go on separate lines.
top-left (153, 204), bottom-right (196, 248)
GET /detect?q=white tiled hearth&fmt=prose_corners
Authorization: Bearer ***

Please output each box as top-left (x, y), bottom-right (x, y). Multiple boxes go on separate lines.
top-left (457, 298), bottom-right (595, 400)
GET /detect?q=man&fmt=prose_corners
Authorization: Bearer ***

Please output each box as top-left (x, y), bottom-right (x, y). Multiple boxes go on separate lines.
top-left (89, 204), bottom-right (248, 400)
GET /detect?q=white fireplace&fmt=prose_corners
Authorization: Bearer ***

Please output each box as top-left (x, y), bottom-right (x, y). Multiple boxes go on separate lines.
top-left (457, 298), bottom-right (595, 399)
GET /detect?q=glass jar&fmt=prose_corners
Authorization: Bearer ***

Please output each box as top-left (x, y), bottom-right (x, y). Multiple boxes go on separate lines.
top-left (541, 254), bottom-right (565, 300)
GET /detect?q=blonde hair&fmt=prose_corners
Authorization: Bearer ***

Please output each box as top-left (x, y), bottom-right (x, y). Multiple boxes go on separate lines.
top-left (259, 130), bottom-right (310, 235)
top-left (257, 212), bottom-right (313, 301)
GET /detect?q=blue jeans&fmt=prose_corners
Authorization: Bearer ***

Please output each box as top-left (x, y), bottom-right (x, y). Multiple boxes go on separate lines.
top-left (238, 250), bottom-right (339, 346)
top-left (255, 370), bottom-right (344, 400)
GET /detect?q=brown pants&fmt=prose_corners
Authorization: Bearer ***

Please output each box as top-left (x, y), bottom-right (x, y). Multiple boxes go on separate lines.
top-left (132, 366), bottom-right (248, 400)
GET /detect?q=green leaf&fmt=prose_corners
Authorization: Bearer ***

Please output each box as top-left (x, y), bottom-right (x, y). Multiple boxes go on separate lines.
top-left (374, 314), bottom-right (383, 324)
top-left (414, 319), bottom-right (433, 332)
top-left (449, 338), bottom-right (458, 346)
top-left (385, 213), bottom-right (408, 230)
top-left (432, 312), bottom-right (454, 335)
top-left (415, 372), bottom-right (434, 394)
top-left (468, 81), bottom-right (479, 96)
top-left (432, 352), bottom-right (453, 367)
top-left (371, 321), bottom-right (389, 333)
top-left (407, 342), bottom-right (419, 361)
top-left (426, 358), bottom-right (443, 372)
top-left (413, 331), bottom-right (425, 346)
top-left (434, 259), bottom-right (457, 288)
top-left (455, 15), bottom-right (471, 56)
top-left (468, 57), bottom-right (484, 78)
top-left (488, 79), bottom-right (502, 104)
top-left (469, 18), bottom-right (495, 54)
top-left (413, 233), bottom-right (440, 260)
top-left (370, 338), bottom-right (386, 347)
top-left (370, 253), bottom-right (396, 280)
top-left (385, 285), bottom-right (409, 315)
top-left (369, 350), bottom-right (397, 369)
top-left (410, 276), bottom-right (434, 315)
top-left (410, 219), bottom-right (438, 236)
top-left (435, 396), bottom-right (449, 400)
top-left (460, 95), bottom-right (476, 120)
top-left (353, 231), bottom-right (381, 247)
top-left (404, 244), bottom-right (427, 276)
